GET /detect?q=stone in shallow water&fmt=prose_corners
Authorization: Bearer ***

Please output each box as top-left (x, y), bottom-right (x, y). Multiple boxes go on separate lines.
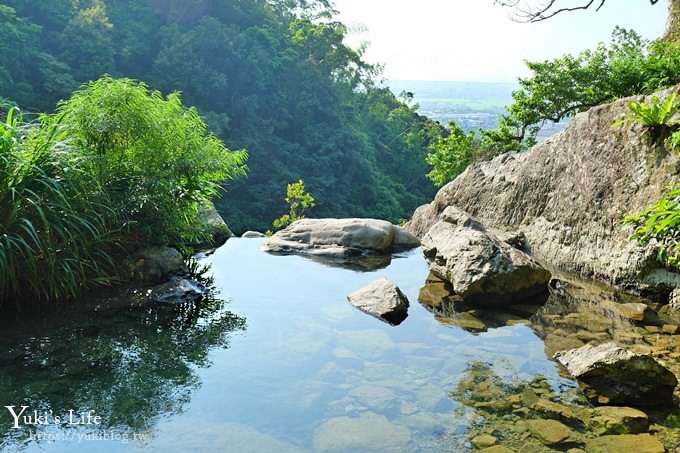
top-left (588, 406), bottom-right (649, 435)
top-left (346, 278), bottom-right (409, 326)
top-left (471, 434), bottom-right (498, 449)
top-left (585, 433), bottom-right (664, 453)
top-left (527, 419), bottom-right (580, 446)
top-left (553, 342), bottom-right (677, 406)
top-left (313, 412), bottom-right (411, 453)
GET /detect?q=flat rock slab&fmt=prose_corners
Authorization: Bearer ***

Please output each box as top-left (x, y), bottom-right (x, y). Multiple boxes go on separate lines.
top-left (421, 206), bottom-right (551, 306)
top-left (589, 406), bottom-right (649, 435)
top-left (347, 279), bottom-right (409, 326)
top-left (554, 342), bottom-right (677, 406)
top-left (585, 433), bottom-right (665, 453)
top-left (262, 218), bottom-right (420, 258)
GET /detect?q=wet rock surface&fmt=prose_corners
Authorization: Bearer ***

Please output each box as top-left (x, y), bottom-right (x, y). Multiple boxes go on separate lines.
top-left (429, 268), bottom-right (680, 451)
top-left (554, 342), bottom-right (677, 407)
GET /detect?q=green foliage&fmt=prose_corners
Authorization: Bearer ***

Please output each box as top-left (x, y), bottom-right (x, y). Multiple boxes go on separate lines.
top-left (1, 0), bottom-right (437, 234)
top-left (0, 76), bottom-right (248, 303)
top-left (613, 93), bottom-right (680, 145)
top-left (623, 185), bottom-right (680, 271)
top-left (425, 123), bottom-right (479, 187)
top-left (51, 76), bottom-right (248, 246)
top-left (0, 104), bottom-right (120, 302)
top-left (485, 27), bottom-right (680, 151)
top-left (272, 179), bottom-right (316, 230)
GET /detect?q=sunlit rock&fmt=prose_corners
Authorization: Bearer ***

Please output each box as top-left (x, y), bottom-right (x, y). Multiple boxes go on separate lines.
top-left (554, 342), bottom-right (677, 406)
top-left (262, 218), bottom-right (420, 258)
top-left (346, 278), bottom-right (409, 326)
top-left (242, 231), bottom-right (266, 238)
top-left (406, 86), bottom-right (680, 295)
top-left (421, 206), bottom-right (551, 306)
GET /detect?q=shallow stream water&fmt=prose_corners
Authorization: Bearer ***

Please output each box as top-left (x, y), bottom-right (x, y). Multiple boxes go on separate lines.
top-left (1, 238), bottom-right (678, 452)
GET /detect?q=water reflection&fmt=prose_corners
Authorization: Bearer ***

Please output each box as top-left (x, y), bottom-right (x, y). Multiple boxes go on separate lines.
top-left (418, 273), bottom-right (541, 333)
top-left (0, 284), bottom-right (245, 450)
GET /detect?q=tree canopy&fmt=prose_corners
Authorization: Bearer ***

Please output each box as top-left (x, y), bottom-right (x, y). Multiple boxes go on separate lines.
top-left (0, 0), bottom-right (440, 233)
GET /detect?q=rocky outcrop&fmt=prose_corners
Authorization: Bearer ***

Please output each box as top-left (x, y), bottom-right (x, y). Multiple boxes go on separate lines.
top-left (346, 279), bottom-right (409, 326)
top-left (407, 86), bottom-right (680, 294)
top-left (554, 342), bottom-right (677, 406)
top-left (262, 218), bottom-right (420, 258)
top-left (422, 206), bottom-right (551, 305)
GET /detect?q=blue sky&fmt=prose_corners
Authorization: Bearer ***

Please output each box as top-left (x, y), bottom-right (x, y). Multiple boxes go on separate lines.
top-left (333, 0), bottom-right (669, 81)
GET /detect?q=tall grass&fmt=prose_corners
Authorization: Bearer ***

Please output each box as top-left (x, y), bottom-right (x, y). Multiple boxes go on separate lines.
top-left (1, 76), bottom-right (248, 304)
top-left (0, 106), bottom-right (120, 303)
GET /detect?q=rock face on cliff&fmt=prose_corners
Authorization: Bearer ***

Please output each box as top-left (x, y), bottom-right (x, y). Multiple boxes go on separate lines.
top-left (422, 206), bottom-right (551, 305)
top-left (407, 87), bottom-right (680, 294)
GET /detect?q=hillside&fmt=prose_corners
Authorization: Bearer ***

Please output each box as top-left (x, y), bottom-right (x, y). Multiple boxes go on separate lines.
top-left (0, 0), bottom-right (439, 232)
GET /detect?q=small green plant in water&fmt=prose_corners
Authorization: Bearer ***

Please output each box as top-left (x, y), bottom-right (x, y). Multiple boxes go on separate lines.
top-left (272, 180), bottom-right (316, 230)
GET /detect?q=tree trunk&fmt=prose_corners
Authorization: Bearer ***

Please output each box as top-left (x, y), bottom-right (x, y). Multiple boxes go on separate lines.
top-left (664, 0), bottom-right (680, 42)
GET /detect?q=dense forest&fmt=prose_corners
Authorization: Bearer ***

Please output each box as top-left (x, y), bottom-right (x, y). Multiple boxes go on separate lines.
top-left (0, 0), bottom-right (440, 232)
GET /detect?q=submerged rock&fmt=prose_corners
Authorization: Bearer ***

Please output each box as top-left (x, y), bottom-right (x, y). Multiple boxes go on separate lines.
top-left (421, 206), bottom-right (551, 306)
top-left (147, 279), bottom-right (208, 304)
top-left (527, 419), bottom-right (581, 447)
top-left (585, 433), bottom-right (665, 453)
top-left (262, 218), bottom-right (420, 259)
top-left (553, 342), bottom-right (677, 406)
top-left (346, 278), bottom-right (409, 326)
top-left (589, 406), bottom-right (649, 435)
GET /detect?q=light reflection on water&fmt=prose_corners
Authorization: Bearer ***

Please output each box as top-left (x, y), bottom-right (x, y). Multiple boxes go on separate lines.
top-left (0, 238), bottom-right (574, 452)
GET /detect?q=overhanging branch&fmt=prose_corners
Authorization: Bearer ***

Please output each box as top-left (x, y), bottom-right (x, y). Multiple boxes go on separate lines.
top-left (496, 0), bottom-right (661, 23)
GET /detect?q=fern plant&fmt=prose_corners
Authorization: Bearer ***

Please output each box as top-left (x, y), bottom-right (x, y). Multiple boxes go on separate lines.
top-left (623, 185), bottom-right (680, 271)
top-left (613, 93), bottom-right (680, 145)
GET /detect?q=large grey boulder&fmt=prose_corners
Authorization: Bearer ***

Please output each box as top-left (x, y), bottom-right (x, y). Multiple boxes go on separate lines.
top-left (554, 342), bottom-right (677, 406)
top-left (406, 86), bottom-right (680, 294)
top-left (421, 206), bottom-right (551, 305)
top-left (262, 218), bottom-right (420, 258)
top-left (347, 278), bottom-right (409, 326)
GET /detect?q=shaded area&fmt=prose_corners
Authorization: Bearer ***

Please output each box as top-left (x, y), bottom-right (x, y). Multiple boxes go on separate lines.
top-left (0, 283), bottom-right (246, 450)
top-left (418, 273), bottom-right (543, 332)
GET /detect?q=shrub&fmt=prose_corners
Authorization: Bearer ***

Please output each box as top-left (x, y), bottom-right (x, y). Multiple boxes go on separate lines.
top-left (49, 76), bottom-right (248, 246)
top-left (0, 106), bottom-right (120, 302)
